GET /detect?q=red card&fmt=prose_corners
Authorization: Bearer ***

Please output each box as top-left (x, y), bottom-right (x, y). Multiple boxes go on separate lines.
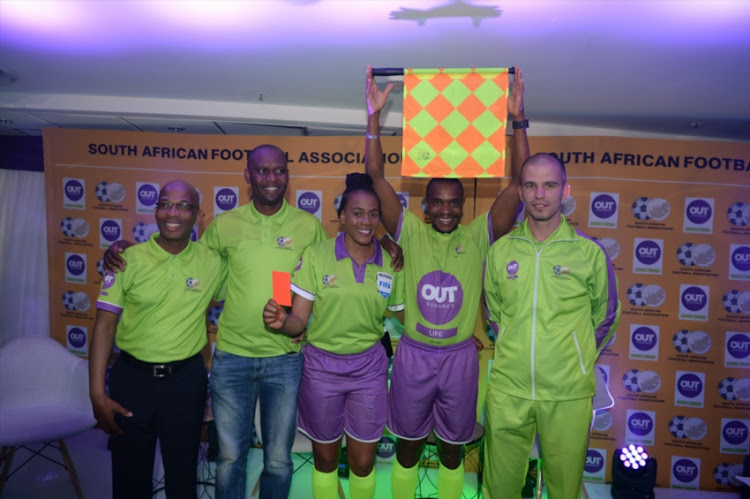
top-left (272, 271), bottom-right (292, 307)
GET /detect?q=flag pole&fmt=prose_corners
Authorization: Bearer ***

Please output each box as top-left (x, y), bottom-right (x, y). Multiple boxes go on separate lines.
top-left (371, 67), bottom-right (515, 76)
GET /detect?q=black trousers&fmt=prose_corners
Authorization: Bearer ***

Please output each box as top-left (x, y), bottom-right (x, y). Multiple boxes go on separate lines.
top-left (109, 353), bottom-right (207, 499)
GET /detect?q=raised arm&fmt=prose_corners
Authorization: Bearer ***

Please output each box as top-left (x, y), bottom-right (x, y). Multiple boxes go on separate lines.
top-left (365, 65), bottom-right (402, 237)
top-left (489, 68), bottom-right (529, 242)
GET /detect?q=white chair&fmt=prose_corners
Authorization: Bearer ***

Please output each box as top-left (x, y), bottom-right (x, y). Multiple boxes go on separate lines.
top-left (0, 336), bottom-right (96, 498)
top-left (251, 400), bottom-right (345, 498)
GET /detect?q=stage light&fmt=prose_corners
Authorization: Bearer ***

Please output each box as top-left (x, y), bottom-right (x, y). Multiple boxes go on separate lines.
top-left (611, 445), bottom-right (657, 499)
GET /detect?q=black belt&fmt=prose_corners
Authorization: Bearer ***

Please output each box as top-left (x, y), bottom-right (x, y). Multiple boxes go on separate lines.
top-left (119, 350), bottom-right (198, 378)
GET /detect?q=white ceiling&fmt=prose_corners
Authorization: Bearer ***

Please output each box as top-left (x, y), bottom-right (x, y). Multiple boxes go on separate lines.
top-left (1, 0), bottom-right (749, 140)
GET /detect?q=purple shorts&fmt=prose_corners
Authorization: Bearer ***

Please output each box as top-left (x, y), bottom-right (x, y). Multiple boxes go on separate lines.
top-left (388, 335), bottom-right (479, 444)
top-left (297, 342), bottom-right (388, 444)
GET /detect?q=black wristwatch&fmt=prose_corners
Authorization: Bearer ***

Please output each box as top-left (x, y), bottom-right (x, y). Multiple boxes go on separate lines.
top-left (512, 119), bottom-right (529, 129)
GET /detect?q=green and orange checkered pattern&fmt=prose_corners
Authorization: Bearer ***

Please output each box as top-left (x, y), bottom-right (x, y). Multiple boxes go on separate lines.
top-left (402, 68), bottom-right (509, 178)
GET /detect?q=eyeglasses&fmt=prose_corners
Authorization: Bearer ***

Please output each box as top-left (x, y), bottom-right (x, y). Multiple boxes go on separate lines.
top-left (251, 167), bottom-right (288, 177)
top-left (155, 202), bottom-right (198, 211)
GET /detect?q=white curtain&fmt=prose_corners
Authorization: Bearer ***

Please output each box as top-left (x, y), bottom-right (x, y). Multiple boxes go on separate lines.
top-left (0, 169), bottom-right (49, 346)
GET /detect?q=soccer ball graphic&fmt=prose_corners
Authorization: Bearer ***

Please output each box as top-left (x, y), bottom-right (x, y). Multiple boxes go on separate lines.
top-left (718, 377), bottom-right (736, 401)
top-left (132, 222), bottom-right (158, 243)
top-left (62, 290), bottom-right (76, 310)
top-left (61, 217), bottom-right (75, 237)
top-left (668, 415), bottom-right (687, 439)
top-left (631, 197), bottom-right (650, 220)
top-left (672, 329), bottom-right (691, 353)
top-left (727, 202), bottom-right (747, 227)
top-left (622, 369), bottom-right (641, 392)
top-left (627, 283), bottom-right (646, 306)
top-left (95, 181), bottom-right (126, 203)
top-left (676, 243), bottom-right (695, 267)
top-left (723, 290), bottom-right (743, 314)
top-left (712, 463), bottom-right (743, 486)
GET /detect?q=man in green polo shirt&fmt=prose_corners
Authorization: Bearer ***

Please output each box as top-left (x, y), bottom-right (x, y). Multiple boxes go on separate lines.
top-left (205, 145), bottom-right (328, 499)
top-left (90, 180), bottom-right (226, 499)
top-left (104, 146), bottom-right (326, 499)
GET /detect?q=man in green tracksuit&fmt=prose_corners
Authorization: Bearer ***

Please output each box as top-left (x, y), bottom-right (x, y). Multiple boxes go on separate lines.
top-left (483, 153), bottom-right (621, 498)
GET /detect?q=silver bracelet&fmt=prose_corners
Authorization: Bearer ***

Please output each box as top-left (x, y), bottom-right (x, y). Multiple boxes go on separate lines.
top-left (366, 133), bottom-right (380, 139)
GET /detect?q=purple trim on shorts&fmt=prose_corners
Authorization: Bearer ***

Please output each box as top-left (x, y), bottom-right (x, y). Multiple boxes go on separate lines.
top-left (415, 322), bottom-right (458, 339)
top-left (96, 300), bottom-right (122, 315)
top-left (388, 335), bottom-right (478, 444)
top-left (334, 232), bottom-right (383, 283)
top-left (298, 342), bottom-right (388, 443)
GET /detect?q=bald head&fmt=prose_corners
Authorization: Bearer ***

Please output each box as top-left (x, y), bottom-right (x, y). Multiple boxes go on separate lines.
top-left (159, 179), bottom-right (199, 208)
top-left (520, 153), bottom-right (567, 185)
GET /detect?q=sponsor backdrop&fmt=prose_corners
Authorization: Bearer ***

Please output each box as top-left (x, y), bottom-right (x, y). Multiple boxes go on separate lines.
top-left (44, 129), bottom-right (749, 491)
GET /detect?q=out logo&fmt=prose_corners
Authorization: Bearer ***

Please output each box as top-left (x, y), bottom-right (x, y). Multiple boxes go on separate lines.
top-left (592, 195), bottom-right (616, 217)
top-left (672, 458), bottom-right (699, 483)
top-left (635, 240), bottom-right (661, 266)
top-left (67, 327), bottom-right (86, 349)
top-left (297, 190), bottom-right (322, 220)
top-left (584, 449), bottom-right (605, 473)
top-left (686, 199), bottom-right (712, 225)
top-left (627, 411), bottom-right (653, 436)
top-left (376, 436), bottom-right (396, 459)
top-left (416, 271), bottom-right (463, 326)
top-left (63, 178), bottom-right (85, 209)
top-left (214, 187), bottom-right (238, 214)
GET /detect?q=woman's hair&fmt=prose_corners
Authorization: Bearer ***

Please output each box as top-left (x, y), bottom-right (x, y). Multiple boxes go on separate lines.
top-left (337, 173), bottom-right (380, 217)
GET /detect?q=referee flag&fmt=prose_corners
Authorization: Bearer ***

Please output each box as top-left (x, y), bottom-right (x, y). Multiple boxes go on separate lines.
top-left (402, 68), bottom-right (509, 178)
